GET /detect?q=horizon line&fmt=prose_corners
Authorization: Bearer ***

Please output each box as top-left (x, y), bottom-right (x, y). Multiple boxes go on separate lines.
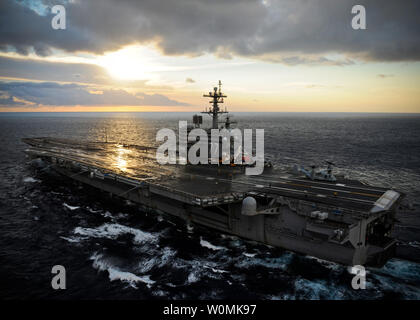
top-left (1, 111), bottom-right (420, 114)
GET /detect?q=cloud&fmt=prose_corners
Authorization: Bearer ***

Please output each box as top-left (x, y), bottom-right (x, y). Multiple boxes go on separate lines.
top-left (0, 0), bottom-right (419, 64)
top-left (377, 74), bottom-right (394, 79)
top-left (0, 81), bottom-right (189, 107)
top-left (0, 93), bottom-right (27, 106)
top-left (305, 84), bottom-right (325, 89)
top-left (0, 56), bottom-right (111, 84)
top-left (185, 77), bottom-right (195, 83)
top-left (0, 56), bottom-right (175, 92)
top-left (261, 55), bottom-right (355, 66)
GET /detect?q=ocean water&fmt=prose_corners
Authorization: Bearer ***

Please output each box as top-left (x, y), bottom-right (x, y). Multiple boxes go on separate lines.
top-left (0, 112), bottom-right (420, 299)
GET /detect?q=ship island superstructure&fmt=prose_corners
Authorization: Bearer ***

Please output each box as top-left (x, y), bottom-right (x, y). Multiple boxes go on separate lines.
top-left (22, 82), bottom-right (403, 267)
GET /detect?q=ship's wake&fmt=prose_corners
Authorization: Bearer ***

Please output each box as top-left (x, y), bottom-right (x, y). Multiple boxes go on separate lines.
top-left (58, 206), bottom-right (420, 299)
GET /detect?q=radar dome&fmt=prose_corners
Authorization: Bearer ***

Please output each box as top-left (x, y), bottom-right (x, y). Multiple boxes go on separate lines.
top-left (241, 196), bottom-right (257, 216)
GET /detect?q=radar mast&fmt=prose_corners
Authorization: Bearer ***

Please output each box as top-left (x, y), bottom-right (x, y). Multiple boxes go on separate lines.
top-left (202, 80), bottom-right (228, 129)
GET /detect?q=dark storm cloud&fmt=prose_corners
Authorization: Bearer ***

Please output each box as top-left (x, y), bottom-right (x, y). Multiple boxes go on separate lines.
top-left (1, 0), bottom-right (419, 63)
top-left (0, 81), bottom-right (189, 106)
top-left (0, 56), bottom-right (111, 84)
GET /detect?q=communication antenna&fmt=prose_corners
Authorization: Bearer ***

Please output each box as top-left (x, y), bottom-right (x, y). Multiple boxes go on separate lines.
top-left (201, 80), bottom-right (228, 129)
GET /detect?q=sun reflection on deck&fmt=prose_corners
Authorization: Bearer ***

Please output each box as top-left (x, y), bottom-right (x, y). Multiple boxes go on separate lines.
top-left (114, 144), bottom-right (130, 172)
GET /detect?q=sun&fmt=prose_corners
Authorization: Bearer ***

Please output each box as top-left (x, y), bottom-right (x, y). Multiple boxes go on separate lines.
top-left (97, 45), bottom-right (159, 80)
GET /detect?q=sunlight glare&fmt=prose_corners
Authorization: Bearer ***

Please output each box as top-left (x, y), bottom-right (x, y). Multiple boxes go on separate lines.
top-left (97, 46), bottom-right (160, 80)
top-left (114, 145), bottom-right (130, 172)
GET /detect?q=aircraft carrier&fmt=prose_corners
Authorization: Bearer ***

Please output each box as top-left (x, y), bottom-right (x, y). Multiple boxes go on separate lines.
top-left (22, 82), bottom-right (403, 267)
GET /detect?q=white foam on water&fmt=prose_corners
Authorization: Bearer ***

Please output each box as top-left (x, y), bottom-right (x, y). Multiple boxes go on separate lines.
top-left (152, 290), bottom-right (169, 297)
top-left (74, 223), bottom-right (158, 245)
top-left (199, 237), bottom-right (226, 251)
top-left (137, 247), bottom-right (176, 273)
top-left (60, 236), bottom-right (82, 243)
top-left (375, 258), bottom-right (420, 282)
top-left (204, 265), bottom-right (228, 274)
top-left (266, 294), bottom-right (295, 300)
top-left (23, 177), bottom-right (40, 183)
top-left (102, 211), bottom-right (114, 218)
top-left (305, 255), bottom-right (342, 271)
top-left (169, 258), bottom-right (212, 286)
top-left (371, 273), bottom-right (420, 299)
top-left (236, 252), bottom-right (293, 270)
top-left (243, 252), bottom-right (257, 258)
top-left (171, 257), bottom-right (230, 285)
top-left (91, 252), bottom-right (156, 289)
top-left (294, 278), bottom-right (342, 300)
top-left (63, 203), bottom-right (80, 211)
top-left (210, 267), bottom-right (228, 274)
top-left (116, 213), bottom-right (129, 219)
top-left (187, 270), bottom-right (200, 284)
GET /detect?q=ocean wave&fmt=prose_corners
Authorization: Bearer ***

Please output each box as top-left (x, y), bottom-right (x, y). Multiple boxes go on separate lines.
top-left (187, 270), bottom-right (201, 284)
top-left (235, 252), bottom-right (293, 271)
top-left (203, 265), bottom-right (228, 274)
top-left (137, 247), bottom-right (177, 273)
top-left (200, 237), bottom-right (227, 251)
top-left (371, 273), bottom-right (420, 299)
top-left (74, 223), bottom-right (158, 244)
top-left (243, 252), bottom-right (257, 258)
top-left (293, 278), bottom-right (344, 300)
top-left (60, 236), bottom-right (84, 243)
top-left (63, 203), bottom-right (80, 211)
top-left (90, 252), bottom-right (155, 289)
top-left (304, 255), bottom-right (342, 272)
top-left (375, 258), bottom-right (420, 283)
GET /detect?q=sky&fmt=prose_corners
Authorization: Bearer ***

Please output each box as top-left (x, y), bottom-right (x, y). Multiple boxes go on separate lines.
top-left (0, 0), bottom-right (419, 113)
